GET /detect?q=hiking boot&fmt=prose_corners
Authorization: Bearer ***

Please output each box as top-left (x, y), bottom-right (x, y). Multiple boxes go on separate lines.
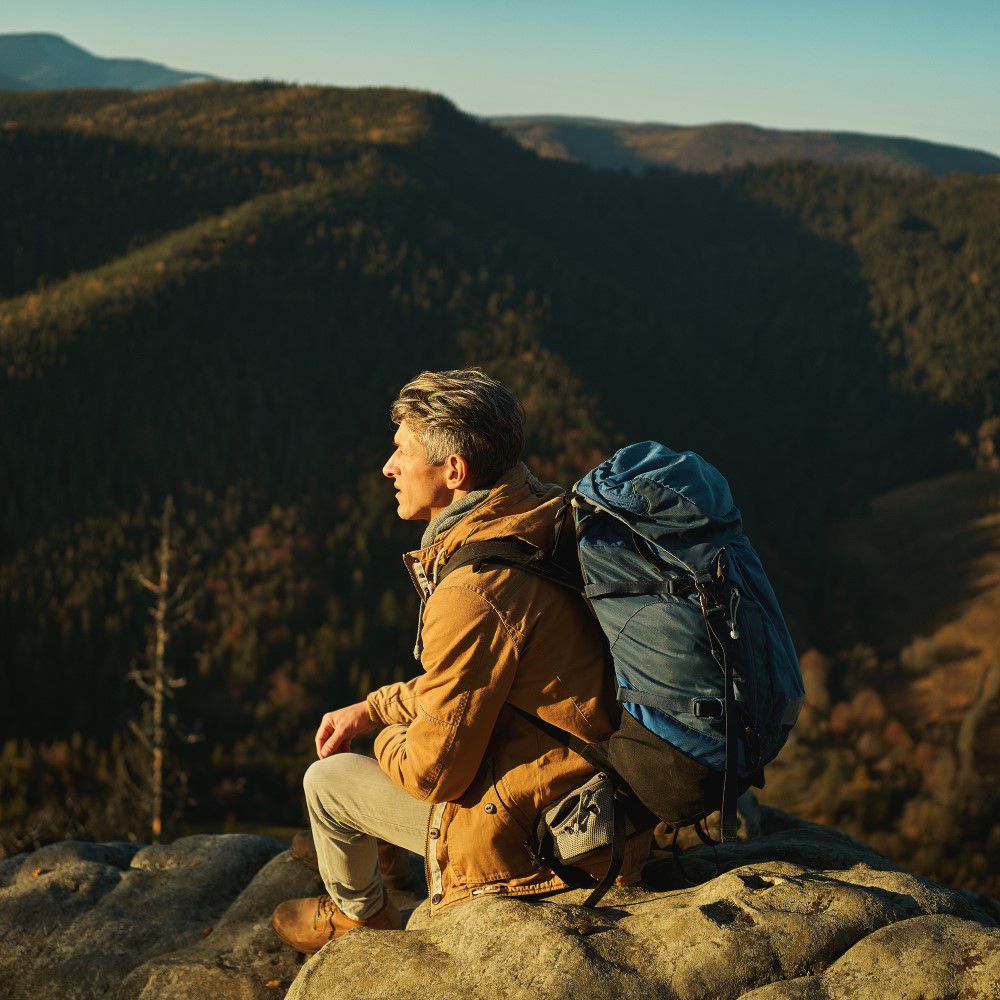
top-left (271, 892), bottom-right (402, 954)
top-left (289, 829), bottom-right (420, 893)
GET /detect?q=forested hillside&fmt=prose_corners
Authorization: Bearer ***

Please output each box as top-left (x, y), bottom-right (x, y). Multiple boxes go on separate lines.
top-left (0, 83), bottom-right (997, 893)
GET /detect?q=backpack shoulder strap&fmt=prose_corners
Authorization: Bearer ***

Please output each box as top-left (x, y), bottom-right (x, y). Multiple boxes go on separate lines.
top-left (436, 536), bottom-right (581, 590)
top-left (508, 703), bottom-right (611, 773)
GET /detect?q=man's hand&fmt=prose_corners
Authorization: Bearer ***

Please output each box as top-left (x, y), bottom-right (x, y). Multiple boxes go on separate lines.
top-left (314, 702), bottom-right (376, 759)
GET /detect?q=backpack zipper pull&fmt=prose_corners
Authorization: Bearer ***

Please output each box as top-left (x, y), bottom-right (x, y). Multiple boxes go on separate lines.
top-left (728, 588), bottom-right (741, 640)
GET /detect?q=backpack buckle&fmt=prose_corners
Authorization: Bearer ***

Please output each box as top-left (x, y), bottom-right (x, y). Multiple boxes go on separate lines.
top-left (692, 698), bottom-right (724, 718)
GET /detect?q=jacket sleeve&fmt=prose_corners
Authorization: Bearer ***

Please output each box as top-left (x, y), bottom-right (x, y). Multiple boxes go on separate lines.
top-left (366, 677), bottom-right (421, 727)
top-left (373, 582), bottom-right (521, 803)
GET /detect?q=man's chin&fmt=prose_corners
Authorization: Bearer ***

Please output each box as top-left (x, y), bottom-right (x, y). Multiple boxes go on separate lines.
top-left (394, 502), bottom-right (429, 523)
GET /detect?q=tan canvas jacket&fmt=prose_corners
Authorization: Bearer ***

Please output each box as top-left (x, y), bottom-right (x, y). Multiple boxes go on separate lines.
top-left (366, 463), bottom-right (652, 914)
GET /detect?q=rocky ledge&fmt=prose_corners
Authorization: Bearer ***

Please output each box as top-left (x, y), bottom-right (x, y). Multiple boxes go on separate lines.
top-left (1, 808), bottom-right (997, 1000)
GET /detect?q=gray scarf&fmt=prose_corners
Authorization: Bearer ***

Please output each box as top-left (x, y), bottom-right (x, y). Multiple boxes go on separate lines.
top-left (419, 487), bottom-right (492, 550)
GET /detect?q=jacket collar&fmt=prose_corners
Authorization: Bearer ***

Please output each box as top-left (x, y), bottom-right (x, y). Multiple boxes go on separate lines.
top-left (403, 462), bottom-right (562, 599)
top-left (419, 485), bottom-right (493, 551)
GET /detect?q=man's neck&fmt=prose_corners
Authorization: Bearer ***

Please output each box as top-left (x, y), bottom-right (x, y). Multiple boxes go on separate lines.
top-left (427, 488), bottom-right (472, 524)
top-left (420, 486), bottom-right (491, 550)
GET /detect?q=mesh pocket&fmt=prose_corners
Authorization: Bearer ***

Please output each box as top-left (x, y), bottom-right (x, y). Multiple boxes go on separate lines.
top-left (539, 772), bottom-right (615, 862)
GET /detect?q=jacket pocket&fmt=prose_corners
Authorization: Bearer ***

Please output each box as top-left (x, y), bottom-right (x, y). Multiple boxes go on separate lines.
top-left (452, 778), bottom-right (539, 884)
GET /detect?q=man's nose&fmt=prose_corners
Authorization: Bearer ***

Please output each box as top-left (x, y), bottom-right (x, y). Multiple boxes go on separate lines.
top-left (382, 458), bottom-right (397, 478)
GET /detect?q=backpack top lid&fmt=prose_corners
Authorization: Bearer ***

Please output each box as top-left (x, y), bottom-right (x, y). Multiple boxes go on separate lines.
top-left (575, 441), bottom-right (744, 574)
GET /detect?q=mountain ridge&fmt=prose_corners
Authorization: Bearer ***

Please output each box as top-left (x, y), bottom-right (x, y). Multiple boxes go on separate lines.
top-left (492, 114), bottom-right (1000, 176)
top-left (1, 31), bottom-right (995, 174)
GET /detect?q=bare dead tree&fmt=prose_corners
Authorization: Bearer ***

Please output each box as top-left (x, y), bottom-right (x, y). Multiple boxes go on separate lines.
top-left (127, 496), bottom-right (197, 842)
top-left (956, 656), bottom-right (1000, 792)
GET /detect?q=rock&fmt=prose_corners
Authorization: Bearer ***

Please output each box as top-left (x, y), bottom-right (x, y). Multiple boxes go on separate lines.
top-left (3, 811), bottom-right (998, 1000)
top-left (118, 849), bottom-right (324, 999)
top-left (0, 833), bottom-right (305, 1000)
top-left (288, 809), bottom-right (1000, 1000)
top-left (742, 914), bottom-right (1000, 999)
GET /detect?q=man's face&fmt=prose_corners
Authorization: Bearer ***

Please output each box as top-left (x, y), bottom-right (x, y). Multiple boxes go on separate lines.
top-left (382, 421), bottom-right (454, 522)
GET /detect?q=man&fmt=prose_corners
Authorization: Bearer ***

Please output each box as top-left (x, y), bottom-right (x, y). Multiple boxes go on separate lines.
top-left (271, 368), bottom-right (651, 953)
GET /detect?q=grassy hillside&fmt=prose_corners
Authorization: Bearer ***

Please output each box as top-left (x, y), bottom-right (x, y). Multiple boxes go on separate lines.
top-left (0, 83), bottom-right (996, 893)
top-left (495, 115), bottom-right (1000, 176)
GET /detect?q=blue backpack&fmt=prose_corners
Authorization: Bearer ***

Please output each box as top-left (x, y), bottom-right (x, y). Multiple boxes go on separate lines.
top-left (439, 441), bottom-right (804, 900)
top-left (573, 442), bottom-right (803, 830)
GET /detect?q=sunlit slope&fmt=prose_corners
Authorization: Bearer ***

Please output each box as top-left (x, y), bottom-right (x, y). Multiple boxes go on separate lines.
top-left (0, 170), bottom-right (468, 548)
top-left (0, 181), bottom-right (323, 375)
top-left (764, 468), bottom-right (1000, 893)
top-left (0, 125), bottom-right (325, 297)
top-left (837, 469), bottom-right (1000, 707)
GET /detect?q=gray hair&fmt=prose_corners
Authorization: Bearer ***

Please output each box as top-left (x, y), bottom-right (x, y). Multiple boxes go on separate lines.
top-left (390, 368), bottom-right (525, 487)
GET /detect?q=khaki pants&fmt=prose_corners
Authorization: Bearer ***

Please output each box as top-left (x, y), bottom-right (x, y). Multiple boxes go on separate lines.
top-left (303, 752), bottom-right (432, 920)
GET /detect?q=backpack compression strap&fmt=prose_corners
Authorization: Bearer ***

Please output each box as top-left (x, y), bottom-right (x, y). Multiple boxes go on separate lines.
top-left (584, 578), bottom-right (698, 599)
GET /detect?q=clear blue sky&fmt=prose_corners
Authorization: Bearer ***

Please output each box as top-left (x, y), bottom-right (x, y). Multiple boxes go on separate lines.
top-left (4, 1), bottom-right (999, 153)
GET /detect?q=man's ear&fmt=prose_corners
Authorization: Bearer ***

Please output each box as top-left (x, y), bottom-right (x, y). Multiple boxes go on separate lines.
top-left (444, 454), bottom-right (471, 490)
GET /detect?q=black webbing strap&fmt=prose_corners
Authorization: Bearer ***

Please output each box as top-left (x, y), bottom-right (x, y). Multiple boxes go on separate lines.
top-left (582, 804), bottom-right (626, 908)
top-left (508, 703), bottom-right (611, 773)
top-left (584, 578), bottom-right (697, 600)
top-left (437, 538), bottom-right (580, 591)
top-left (537, 830), bottom-right (601, 891)
top-left (509, 704), bottom-right (638, 909)
top-left (719, 620), bottom-right (740, 841)
top-left (617, 686), bottom-right (724, 719)
top-left (694, 575), bottom-right (740, 842)
top-left (532, 776), bottom-right (628, 908)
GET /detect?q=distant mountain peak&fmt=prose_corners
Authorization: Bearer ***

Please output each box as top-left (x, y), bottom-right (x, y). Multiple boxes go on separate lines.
top-left (0, 31), bottom-right (220, 91)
